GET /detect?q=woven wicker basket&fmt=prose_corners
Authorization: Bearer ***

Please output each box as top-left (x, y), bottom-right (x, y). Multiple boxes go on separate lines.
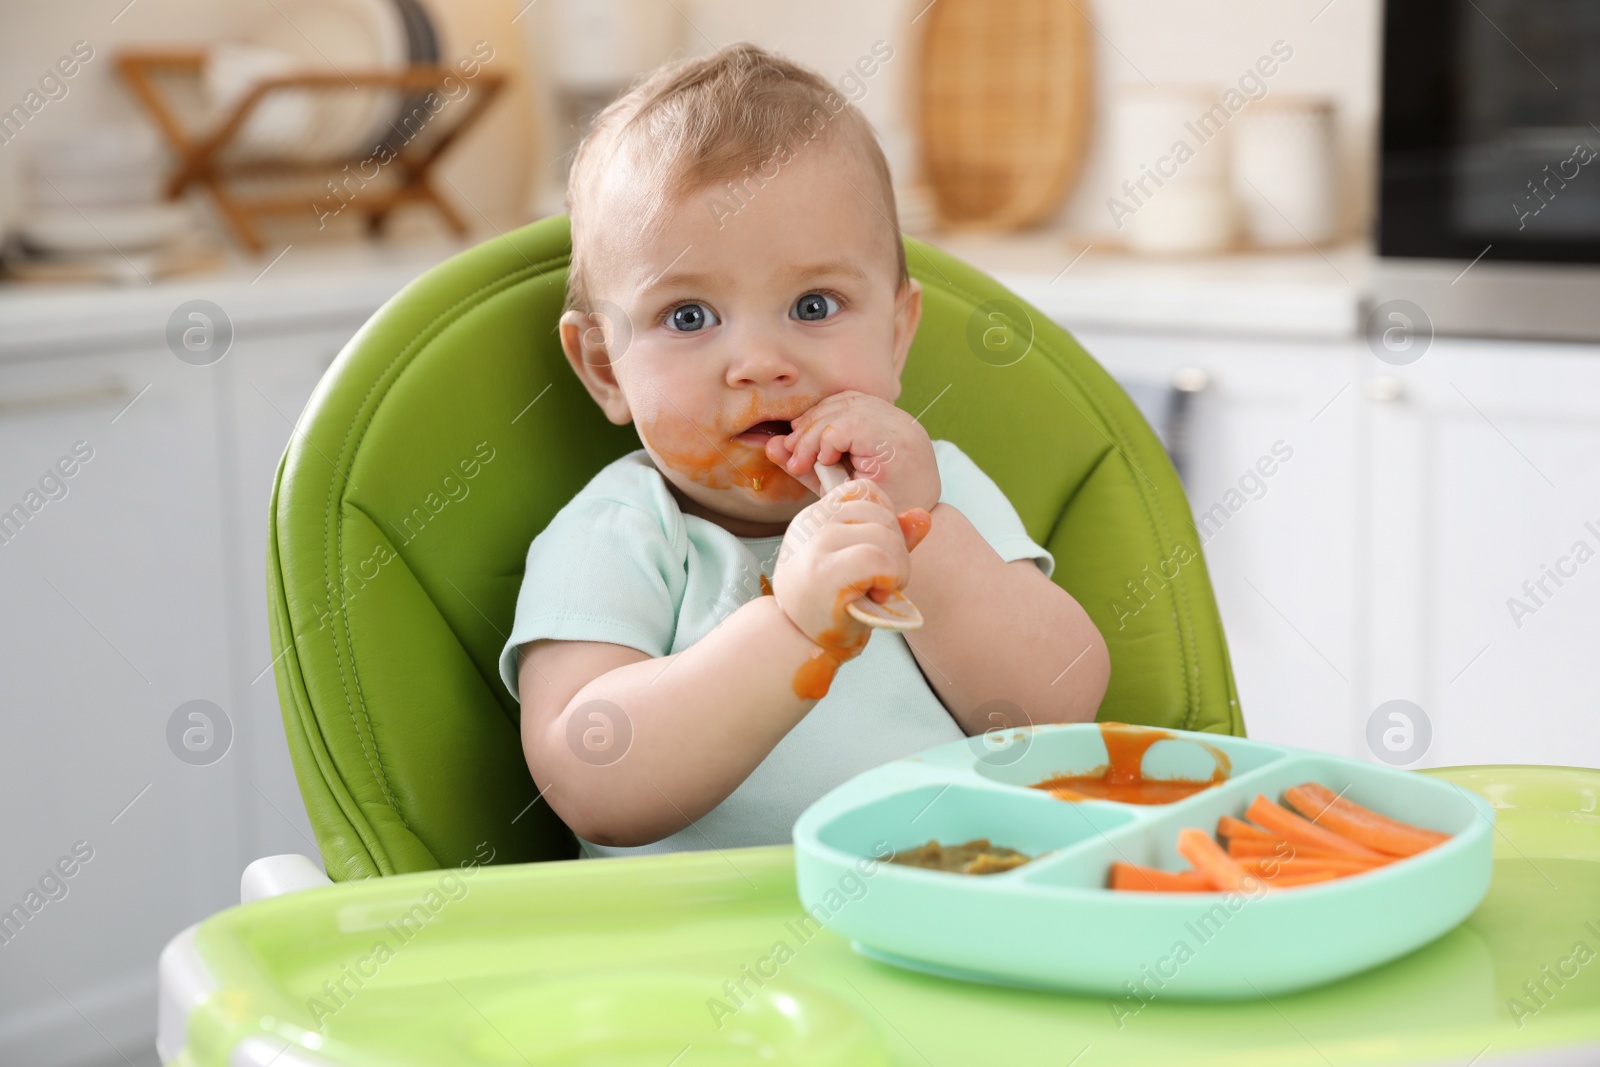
top-left (914, 0), bottom-right (1094, 230)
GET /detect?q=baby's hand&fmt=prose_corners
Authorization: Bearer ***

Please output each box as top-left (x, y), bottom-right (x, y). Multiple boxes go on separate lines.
top-left (771, 478), bottom-right (927, 660)
top-left (765, 391), bottom-right (941, 514)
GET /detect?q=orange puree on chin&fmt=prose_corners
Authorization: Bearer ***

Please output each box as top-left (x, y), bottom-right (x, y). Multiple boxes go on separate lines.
top-left (1032, 722), bottom-right (1231, 804)
top-left (638, 396), bottom-right (819, 504)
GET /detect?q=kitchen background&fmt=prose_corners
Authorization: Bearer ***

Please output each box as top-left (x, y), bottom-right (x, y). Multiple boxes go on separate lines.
top-left (1, 1), bottom-right (1596, 1065)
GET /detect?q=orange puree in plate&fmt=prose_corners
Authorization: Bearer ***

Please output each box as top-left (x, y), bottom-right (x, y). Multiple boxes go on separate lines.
top-left (1032, 722), bottom-right (1231, 804)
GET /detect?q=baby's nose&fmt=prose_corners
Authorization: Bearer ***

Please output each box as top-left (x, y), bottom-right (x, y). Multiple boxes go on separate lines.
top-left (725, 337), bottom-right (799, 386)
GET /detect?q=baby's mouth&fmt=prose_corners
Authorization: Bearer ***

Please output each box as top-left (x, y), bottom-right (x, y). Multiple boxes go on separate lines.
top-left (732, 419), bottom-right (792, 446)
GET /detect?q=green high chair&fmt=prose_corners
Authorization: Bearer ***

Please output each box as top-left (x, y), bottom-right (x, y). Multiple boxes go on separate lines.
top-left (265, 215), bottom-right (1245, 882)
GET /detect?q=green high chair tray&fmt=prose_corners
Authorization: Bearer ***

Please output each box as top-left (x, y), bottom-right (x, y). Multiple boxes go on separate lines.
top-left (157, 764), bottom-right (1600, 1065)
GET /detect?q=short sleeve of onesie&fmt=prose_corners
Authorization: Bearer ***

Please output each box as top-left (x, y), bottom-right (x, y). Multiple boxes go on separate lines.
top-left (496, 490), bottom-right (682, 702)
top-left (932, 439), bottom-right (1055, 580)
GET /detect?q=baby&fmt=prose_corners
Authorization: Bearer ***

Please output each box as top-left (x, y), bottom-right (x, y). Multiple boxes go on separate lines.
top-left (497, 43), bottom-right (1110, 858)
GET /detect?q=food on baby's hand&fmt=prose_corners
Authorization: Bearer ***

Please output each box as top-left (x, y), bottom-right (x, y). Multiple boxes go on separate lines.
top-left (1033, 722), bottom-right (1230, 805)
top-left (1105, 781), bottom-right (1450, 893)
top-left (889, 838), bottom-right (1032, 875)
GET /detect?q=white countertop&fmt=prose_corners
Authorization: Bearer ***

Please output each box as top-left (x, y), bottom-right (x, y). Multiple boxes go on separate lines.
top-left (922, 229), bottom-right (1600, 344)
top-left (920, 229), bottom-right (1370, 341)
top-left (0, 238), bottom-right (473, 361)
top-left (0, 227), bottom-right (1385, 359)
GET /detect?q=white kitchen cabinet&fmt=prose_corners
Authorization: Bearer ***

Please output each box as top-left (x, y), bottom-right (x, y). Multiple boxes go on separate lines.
top-left (0, 268), bottom-right (411, 1067)
top-left (0, 347), bottom-right (239, 1066)
top-left (1075, 327), bottom-right (1367, 758)
top-left (1364, 337), bottom-right (1600, 769)
top-left (1072, 325), bottom-right (1600, 771)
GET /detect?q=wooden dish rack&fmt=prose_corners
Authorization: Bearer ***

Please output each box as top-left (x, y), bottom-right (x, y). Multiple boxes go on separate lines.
top-left (116, 49), bottom-right (505, 253)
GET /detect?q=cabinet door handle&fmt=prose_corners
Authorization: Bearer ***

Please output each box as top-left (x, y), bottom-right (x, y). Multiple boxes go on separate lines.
top-left (0, 381), bottom-right (134, 419)
top-left (1167, 367), bottom-right (1210, 484)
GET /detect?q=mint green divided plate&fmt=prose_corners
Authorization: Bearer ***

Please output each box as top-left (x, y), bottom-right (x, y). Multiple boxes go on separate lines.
top-left (168, 763), bottom-right (1600, 1067)
top-left (793, 725), bottom-right (1497, 998)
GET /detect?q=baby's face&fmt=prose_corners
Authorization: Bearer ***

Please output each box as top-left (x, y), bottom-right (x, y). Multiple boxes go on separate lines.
top-left (565, 138), bottom-right (920, 531)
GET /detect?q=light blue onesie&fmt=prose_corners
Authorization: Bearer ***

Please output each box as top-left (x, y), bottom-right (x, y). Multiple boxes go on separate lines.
top-left (497, 439), bottom-right (1054, 858)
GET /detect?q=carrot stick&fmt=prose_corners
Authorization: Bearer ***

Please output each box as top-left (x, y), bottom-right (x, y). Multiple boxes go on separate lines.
top-left (1217, 815), bottom-right (1274, 841)
top-left (1109, 863), bottom-right (1211, 892)
top-left (1238, 856), bottom-right (1381, 877)
top-left (1283, 783), bottom-right (1449, 858)
top-left (1246, 795), bottom-right (1388, 861)
top-left (1176, 828), bottom-right (1257, 891)
top-left (1261, 868), bottom-right (1348, 888)
top-left (1226, 838), bottom-right (1388, 864)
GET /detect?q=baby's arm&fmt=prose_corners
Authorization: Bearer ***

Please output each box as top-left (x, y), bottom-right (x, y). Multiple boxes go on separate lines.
top-left (899, 502), bottom-right (1110, 730)
top-left (518, 479), bottom-right (917, 848)
top-left (517, 596), bottom-right (822, 847)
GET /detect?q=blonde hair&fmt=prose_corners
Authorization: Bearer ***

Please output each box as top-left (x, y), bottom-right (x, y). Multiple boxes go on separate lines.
top-left (563, 42), bottom-right (908, 314)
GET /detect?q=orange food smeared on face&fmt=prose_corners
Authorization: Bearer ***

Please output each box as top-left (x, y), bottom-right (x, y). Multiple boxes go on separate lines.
top-left (1033, 722), bottom-right (1232, 805)
top-left (637, 393), bottom-right (822, 505)
top-left (641, 418), bottom-right (812, 502)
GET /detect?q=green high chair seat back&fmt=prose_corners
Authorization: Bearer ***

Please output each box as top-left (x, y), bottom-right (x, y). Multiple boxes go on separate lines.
top-left (266, 215), bottom-right (1245, 881)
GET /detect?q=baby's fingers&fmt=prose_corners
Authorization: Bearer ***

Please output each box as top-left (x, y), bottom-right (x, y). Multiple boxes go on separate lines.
top-left (781, 419), bottom-right (828, 476)
top-left (766, 435), bottom-right (822, 496)
top-left (828, 541), bottom-right (911, 608)
top-left (824, 476), bottom-right (895, 515)
top-left (817, 496), bottom-right (897, 529)
top-left (787, 415), bottom-right (866, 477)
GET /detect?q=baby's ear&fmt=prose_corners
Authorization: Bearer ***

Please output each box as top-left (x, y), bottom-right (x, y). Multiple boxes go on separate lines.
top-left (558, 308), bottom-right (632, 425)
top-left (889, 277), bottom-right (923, 394)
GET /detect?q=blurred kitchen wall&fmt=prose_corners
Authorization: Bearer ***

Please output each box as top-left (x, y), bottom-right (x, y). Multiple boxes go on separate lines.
top-left (2, 0), bottom-right (1381, 244)
top-left (586, 0), bottom-right (1381, 241)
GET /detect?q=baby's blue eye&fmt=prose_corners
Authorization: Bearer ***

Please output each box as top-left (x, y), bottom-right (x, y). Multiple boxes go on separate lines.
top-left (792, 292), bottom-right (840, 322)
top-left (666, 303), bottom-right (718, 332)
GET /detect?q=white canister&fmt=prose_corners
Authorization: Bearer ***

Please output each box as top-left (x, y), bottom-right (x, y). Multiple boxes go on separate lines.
top-left (1123, 181), bottom-right (1236, 254)
top-left (1112, 87), bottom-right (1231, 185)
top-left (1109, 86), bottom-right (1237, 253)
top-left (1230, 97), bottom-right (1338, 247)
